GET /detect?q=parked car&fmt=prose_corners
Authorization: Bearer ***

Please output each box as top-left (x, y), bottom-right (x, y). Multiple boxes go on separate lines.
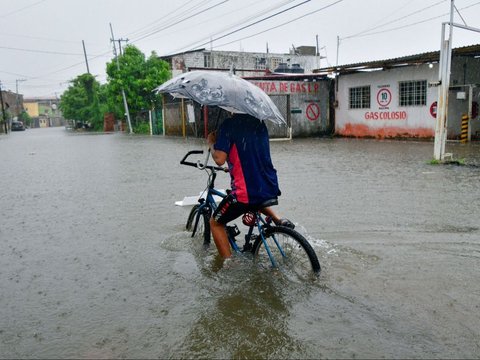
top-left (11, 121), bottom-right (25, 131)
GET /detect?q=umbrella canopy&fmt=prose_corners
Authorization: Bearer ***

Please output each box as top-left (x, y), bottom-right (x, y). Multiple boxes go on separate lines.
top-left (155, 70), bottom-right (285, 125)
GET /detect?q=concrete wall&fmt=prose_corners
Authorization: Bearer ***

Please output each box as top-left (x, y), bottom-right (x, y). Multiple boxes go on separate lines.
top-left (250, 79), bottom-right (331, 137)
top-left (335, 56), bottom-right (480, 139)
top-left (24, 102), bottom-right (39, 117)
top-left (169, 50), bottom-right (319, 77)
top-left (335, 63), bottom-right (439, 139)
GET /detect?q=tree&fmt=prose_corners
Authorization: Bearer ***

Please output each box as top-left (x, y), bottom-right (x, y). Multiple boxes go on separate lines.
top-left (105, 45), bottom-right (170, 132)
top-left (59, 73), bottom-right (103, 130)
top-left (18, 110), bottom-right (32, 127)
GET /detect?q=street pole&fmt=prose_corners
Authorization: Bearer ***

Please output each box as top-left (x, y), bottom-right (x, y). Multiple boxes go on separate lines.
top-left (0, 82), bottom-right (8, 134)
top-left (82, 40), bottom-right (90, 74)
top-left (335, 35), bottom-right (340, 67)
top-left (110, 23), bottom-right (133, 134)
top-left (433, 0), bottom-right (454, 161)
top-left (16, 79), bottom-right (26, 118)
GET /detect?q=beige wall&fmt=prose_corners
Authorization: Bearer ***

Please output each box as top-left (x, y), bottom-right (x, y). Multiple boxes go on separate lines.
top-left (24, 102), bottom-right (39, 117)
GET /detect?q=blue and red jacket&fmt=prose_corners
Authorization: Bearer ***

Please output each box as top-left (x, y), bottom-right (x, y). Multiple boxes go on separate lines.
top-left (214, 114), bottom-right (280, 205)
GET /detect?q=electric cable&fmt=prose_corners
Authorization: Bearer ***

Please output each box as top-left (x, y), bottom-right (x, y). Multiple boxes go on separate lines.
top-left (0, 0), bottom-right (47, 19)
top-left (206, 0), bottom-right (344, 51)
top-left (342, 0), bottom-right (447, 40)
top-left (348, 1), bottom-right (480, 39)
top-left (171, 0), bottom-right (314, 53)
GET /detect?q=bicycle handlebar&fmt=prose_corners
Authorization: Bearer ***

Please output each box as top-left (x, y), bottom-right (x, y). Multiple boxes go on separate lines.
top-left (180, 150), bottom-right (228, 172)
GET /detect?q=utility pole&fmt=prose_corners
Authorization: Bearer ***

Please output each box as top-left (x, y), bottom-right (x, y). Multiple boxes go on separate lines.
top-left (82, 40), bottom-right (90, 74)
top-left (110, 23), bottom-right (133, 134)
top-left (16, 79), bottom-right (26, 117)
top-left (116, 38), bottom-right (128, 56)
top-left (434, 0), bottom-right (454, 161)
top-left (0, 82), bottom-right (8, 134)
top-left (336, 35), bottom-right (340, 67)
top-left (433, 0), bottom-right (480, 160)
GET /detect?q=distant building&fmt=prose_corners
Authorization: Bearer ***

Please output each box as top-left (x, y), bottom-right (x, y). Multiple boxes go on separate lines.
top-left (160, 47), bottom-right (320, 77)
top-left (0, 89), bottom-right (24, 133)
top-left (24, 96), bottom-right (65, 128)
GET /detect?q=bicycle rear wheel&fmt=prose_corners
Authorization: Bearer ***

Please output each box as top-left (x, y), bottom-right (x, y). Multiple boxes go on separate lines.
top-left (186, 204), bottom-right (211, 245)
top-left (252, 226), bottom-right (321, 277)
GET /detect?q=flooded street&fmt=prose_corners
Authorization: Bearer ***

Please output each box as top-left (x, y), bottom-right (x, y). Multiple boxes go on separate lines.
top-left (1, 127), bottom-right (479, 358)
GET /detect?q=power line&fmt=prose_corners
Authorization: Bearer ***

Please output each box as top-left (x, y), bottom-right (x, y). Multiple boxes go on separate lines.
top-left (342, 0), bottom-right (447, 40)
top-left (208, 0), bottom-right (344, 51)
top-left (348, 0), bottom-right (480, 39)
top-left (176, 0), bottom-right (312, 52)
top-left (127, 0), bottom-right (213, 39)
top-left (130, 0), bottom-right (230, 43)
top-left (0, 0), bottom-right (47, 18)
top-left (0, 45), bottom-right (87, 56)
top-left (142, 0), bottom-right (296, 46)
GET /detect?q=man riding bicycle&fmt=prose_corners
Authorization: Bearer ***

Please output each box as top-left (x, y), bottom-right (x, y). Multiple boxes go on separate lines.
top-left (207, 113), bottom-right (293, 259)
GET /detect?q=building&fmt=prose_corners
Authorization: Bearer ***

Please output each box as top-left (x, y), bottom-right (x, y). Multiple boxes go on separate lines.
top-left (160, 47), bottom-right (321, 77)
top-left (0, 89), bottom-right (24, 133)
top-left (159, 47), bottom-right (333, 139)
top-left (316, 44), bottom-right (480, 140)
top-left (24, 97), bottom-right (65, 128)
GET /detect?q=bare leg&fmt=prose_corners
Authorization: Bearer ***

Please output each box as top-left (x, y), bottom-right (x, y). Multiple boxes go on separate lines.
top-left (209, 218), bottom-right (232, 258)
top-left (261, 207), bottom-right (281, 223)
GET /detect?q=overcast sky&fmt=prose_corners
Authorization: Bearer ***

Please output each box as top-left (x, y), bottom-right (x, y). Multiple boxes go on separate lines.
top-left (1, 0), bottom-right (479, 98)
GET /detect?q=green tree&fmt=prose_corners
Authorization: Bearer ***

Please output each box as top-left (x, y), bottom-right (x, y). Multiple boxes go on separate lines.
top-left (105, 45), bottom-right (170, 131)
top-left (59, 73), bottom-right (103, 130)
top-left (18, 110), bottom-right (32, 127)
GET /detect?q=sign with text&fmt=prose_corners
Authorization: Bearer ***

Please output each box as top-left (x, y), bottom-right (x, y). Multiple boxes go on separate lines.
top-left (252, 81), bottom-right (320, 94)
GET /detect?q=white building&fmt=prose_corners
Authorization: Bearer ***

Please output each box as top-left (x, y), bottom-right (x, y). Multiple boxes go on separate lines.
top-left (316, 44), bottom-right (480, 140)
top-left (161, 47), bottom-right (321, 77)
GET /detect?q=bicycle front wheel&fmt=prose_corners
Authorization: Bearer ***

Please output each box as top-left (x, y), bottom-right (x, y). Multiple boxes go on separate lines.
top-left (252, 226), bottom-right (321, 277)
top-left (186, 204), bottom-right (211, 246)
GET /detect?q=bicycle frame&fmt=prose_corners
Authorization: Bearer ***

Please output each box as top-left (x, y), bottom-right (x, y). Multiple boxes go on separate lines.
top-left (181, 150), bottom-right (288, 268)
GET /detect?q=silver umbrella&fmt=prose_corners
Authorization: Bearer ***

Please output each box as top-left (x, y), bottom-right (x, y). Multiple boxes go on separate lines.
top-left (155, 70), bottom-right (285, 125)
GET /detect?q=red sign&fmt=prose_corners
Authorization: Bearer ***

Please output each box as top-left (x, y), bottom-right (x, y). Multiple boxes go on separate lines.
top-left (377, 88), bottom-right (392, 107)
top-left (430, 101), bottom-right (437, 118)
top-left (306, 103), bottom-right (320, 121)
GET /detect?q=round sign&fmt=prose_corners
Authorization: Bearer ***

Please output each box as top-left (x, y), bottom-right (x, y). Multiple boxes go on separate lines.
top-left (377, 88), bottom-right (392, 107)
top-left (306, 102), bottom-right (320, 121)
top-left (430, 101), bottom-right (437, 118)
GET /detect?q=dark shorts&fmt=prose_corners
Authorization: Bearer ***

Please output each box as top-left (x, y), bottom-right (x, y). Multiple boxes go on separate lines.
top-left (213, 194), bottom-right (249, 225)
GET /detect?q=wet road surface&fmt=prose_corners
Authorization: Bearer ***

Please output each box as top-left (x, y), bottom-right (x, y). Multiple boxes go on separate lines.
top-left (1, 127), bottom-right (479, 358)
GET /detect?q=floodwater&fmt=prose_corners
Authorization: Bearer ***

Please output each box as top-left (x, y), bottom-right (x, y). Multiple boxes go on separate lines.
top-left (1, 127), bottom-right (479, 359)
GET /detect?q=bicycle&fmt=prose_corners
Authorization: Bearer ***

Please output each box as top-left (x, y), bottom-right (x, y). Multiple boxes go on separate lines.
top-left (181, 150), bottom-right (321, 276)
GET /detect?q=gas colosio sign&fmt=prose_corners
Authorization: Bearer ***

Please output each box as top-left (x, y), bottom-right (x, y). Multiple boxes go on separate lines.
top-left (364, 85), bottom-right (408, 121)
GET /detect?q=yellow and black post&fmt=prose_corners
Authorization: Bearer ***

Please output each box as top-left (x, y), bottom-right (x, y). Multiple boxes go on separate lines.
top-left (460, 114), bottom-right (469, 144)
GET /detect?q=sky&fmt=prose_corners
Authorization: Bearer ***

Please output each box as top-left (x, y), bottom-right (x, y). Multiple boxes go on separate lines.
top-left (1, 0), bottom-right (479, 98)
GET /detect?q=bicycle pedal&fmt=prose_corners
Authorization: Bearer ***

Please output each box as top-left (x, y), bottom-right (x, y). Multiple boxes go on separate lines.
top-left (226, 224), bottom-right (240, 239)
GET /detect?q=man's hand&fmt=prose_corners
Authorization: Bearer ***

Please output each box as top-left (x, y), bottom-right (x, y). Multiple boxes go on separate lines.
top-left (207, 131), bottom-right (217, 146)
top-left (207, 130), bottom-right (227, 166)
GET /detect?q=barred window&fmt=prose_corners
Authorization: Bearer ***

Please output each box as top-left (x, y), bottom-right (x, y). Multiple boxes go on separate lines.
top-left (399, 80), bottom-right (426, 106)
top-left (255, 57), bottom-right (267, 70)
top-left (204, 53), bottom-right (212, 68)
top-left (270, 57), bottom-right (283, 70)
top-left (349, 86), bottom-right (370, 109)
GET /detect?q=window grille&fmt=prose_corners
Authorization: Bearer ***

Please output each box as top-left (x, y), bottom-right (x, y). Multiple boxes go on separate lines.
top-left (399, 80), bottom-right (426, 106)
top-left (270, 57), bottom-right (283, 70)
top-left (349, 86), bottom-right (370, 109)
top-left (255, 57), bottom-right (267, 70)
top-left (204, 53), bottom-right (212, 68)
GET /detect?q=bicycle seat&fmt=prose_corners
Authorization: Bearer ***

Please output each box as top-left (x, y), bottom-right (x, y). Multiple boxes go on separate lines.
top-left (251, 198), bottom-right (278, 210)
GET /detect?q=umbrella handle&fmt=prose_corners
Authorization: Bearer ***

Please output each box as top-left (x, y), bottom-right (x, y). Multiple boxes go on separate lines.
top-left (196, 148), bottom-right (211, 170)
